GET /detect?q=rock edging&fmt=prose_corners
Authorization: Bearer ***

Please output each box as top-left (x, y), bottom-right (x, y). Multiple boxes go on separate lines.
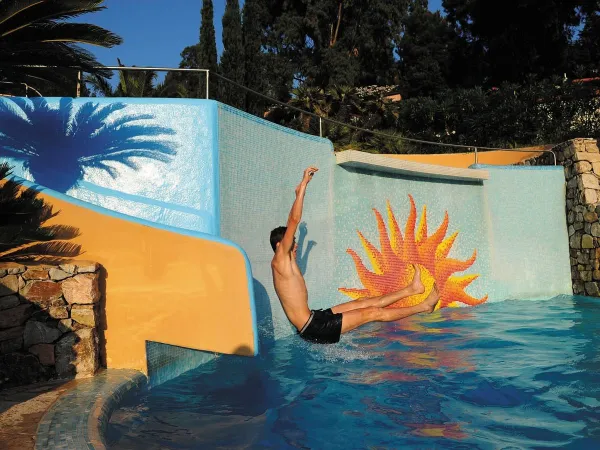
top-left (0, 261), bottom-right (102, 390)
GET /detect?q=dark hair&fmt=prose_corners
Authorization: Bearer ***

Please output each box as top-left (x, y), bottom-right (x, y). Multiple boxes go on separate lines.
top-left (270, 226), bottom-right (287, 252)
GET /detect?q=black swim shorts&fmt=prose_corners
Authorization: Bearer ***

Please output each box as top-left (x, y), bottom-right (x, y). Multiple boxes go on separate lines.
top-left (298, 308), bottom-right (343, 344)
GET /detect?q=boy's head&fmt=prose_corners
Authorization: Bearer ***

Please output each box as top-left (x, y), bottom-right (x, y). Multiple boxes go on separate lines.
top-left (270, 226), bottom-right (295, 252)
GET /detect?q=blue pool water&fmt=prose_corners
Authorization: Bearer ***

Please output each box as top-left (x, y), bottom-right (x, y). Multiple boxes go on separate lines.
top-left (108, 296), bottom-right (599, 449)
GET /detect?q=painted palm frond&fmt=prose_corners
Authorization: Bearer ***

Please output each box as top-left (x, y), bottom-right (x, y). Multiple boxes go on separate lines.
top-left (0, 98), bottom-right (177, 192)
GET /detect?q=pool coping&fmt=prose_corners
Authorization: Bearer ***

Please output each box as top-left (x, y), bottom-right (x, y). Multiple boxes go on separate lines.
top-left (34, 369), bottom-right (147, 450)
top-left (336, 150), bottom-right (490, 181)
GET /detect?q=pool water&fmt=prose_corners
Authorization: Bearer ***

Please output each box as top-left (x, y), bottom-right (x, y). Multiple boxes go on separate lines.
top-left (108, 296), bottom-right (600, 449)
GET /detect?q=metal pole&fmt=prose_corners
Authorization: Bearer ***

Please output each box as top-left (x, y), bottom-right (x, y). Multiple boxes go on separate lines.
top-left (206, 70), bottom-right (209, 99)
top-left (319, 117), bottom-right (323, 137)
top-left (76, 70), bottom-right (81, 97)
top-left (474, 147), bottom-right (478, 164)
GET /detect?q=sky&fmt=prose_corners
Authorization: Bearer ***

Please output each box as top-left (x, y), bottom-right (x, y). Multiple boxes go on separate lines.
top-left (84, 0), bottom-right (444, 73)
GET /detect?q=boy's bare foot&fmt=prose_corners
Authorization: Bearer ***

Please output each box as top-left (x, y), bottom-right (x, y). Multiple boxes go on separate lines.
top-left (409, 264), bottom-right (425, 295)
top-left (420, 283), bottom-right (440, 313)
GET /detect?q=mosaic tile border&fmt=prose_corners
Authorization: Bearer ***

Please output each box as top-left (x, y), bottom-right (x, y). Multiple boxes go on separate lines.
top-left (35, 369), bottom-right (146, 450)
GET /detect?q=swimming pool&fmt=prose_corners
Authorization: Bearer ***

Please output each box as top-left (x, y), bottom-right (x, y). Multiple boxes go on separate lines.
top-left (107, 295), bottom-right (599, 449)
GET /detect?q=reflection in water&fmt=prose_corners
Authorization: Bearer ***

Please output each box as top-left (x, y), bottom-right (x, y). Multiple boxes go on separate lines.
top-left (108, 296), bottom-right (600, 449)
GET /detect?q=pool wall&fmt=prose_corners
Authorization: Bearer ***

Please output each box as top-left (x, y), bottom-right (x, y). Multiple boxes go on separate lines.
top-left (0, 97), bottom-right (573, 384)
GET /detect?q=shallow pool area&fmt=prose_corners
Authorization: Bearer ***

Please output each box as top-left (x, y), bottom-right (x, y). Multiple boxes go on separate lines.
top-left (107, 295), bottom-right (599, 449)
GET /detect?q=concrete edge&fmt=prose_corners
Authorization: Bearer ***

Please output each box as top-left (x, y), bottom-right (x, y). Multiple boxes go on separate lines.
top-left (336, 150), bottom-right (490, 181)
top-left (35, 369), bottom-right (147, 450)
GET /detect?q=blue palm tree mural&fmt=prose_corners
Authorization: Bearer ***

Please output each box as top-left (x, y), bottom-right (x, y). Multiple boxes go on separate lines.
top-left (0, 98), bottom-right (177, 192)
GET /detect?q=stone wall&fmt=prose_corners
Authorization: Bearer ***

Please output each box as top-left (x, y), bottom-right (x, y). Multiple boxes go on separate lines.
top-left (0, 261), bottom-right (102, 389)
top-left (519, 138), bottom-right (600, 296)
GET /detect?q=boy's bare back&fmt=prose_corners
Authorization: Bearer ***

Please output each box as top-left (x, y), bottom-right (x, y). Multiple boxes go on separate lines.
top-left (270, 167), bottom-right (318, 331)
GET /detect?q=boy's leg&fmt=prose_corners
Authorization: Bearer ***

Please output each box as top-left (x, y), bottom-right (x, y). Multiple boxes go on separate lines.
top-left (340, 284), bottom-right (440, 334)
top-left (331, 265), bottom-right (425, 315)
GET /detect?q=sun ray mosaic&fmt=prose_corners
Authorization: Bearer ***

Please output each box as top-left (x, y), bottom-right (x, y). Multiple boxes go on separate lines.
top-left (339, 195), bottom-right (488, 309)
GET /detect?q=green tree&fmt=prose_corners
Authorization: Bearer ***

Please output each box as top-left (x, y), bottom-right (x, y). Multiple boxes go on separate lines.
top-left (0, 0), bottom-right (122, 95)
top-left (0, 164), bottom-right (80, 263)
top-left (262, 0), bottom-right (408, 89)
top-left (86, 59), bottom-right (158, 97)
top-left (220, 0), bottom-right (245, 108)
top-left (571, 7), bottom-right (600, 78)
top-left (199, 0), bottom-right (218, 98)
top-left (398, 1), bottom-right (452, 97)
top-left (442, 0), bottom-right (583, 84)
top-left (160, 44), bottom-right (203, 99)
top-left (242, 0), bottom-right (267, 114)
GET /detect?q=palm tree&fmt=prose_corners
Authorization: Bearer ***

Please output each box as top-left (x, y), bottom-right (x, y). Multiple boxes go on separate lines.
top-left (85, 59), bottom-right (159, 97)
top-left (0, 163), bottom-right (80, 263)
top-left (0, 0), bottom-right (122, 94)
top-left (0, 97), bottom-right (177, 192)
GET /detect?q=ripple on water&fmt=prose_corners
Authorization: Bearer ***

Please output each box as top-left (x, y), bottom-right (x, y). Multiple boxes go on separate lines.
top-left (107, 296), bottom-right (600, 449)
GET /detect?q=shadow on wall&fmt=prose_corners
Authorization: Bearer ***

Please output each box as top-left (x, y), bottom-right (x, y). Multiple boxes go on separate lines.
top-left (0, 98), bottom-right (177, 192)
top-left (296, 222), bottom-right (317, 276)
top-left (253, 278), bottom-right (274, 347)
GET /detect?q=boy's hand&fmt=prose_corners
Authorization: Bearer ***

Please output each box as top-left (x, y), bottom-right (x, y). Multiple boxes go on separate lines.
top-left (296, 166), bottom-right (318, 195)
top-left (302, 166), bottom-right (318, 184)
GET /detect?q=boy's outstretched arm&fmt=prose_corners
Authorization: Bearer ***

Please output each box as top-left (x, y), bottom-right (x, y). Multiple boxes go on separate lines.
top-left (279, 166), bottom-right (318, 254)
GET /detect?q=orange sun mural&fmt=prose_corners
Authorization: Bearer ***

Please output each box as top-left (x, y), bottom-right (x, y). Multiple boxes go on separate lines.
top-left (339, 195), bottom-right (488, 309)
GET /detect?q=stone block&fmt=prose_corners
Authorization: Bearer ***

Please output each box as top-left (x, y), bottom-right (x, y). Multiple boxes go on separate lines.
top-left (0, 295), bottom-right (19, 311)
top-left (49, 268), bottom-right (71, 281)
top-left (592, 222), bottom-right (600, 237)
top-left (20, 280), bottom-right (62, 308)
top-left (24, 321), bottom-right (62, 348)
top-left (28, 343), bottom-right (55, 366)
top-left (55, 328), bottom-right (98, 378)
top-left (58, 319), bottom-right (74, 333)
top-left (51, 297), bottom-right (66, 307)
top-left (578, 174), bottom-right (600, 191)
top-left (0, 326), bottom-right (24, 342)
top-left (570, 257), bottom-right (577, 266)
top-left (568, 225), bottom-right (575, 236)
top-left (574, 151), bottom-right (600, 162)
top-left (585, 141), bottom-right (599, 153)
top-left (592, 162), bottom-right (600, 174)
top-left (70, 304), bottom-right (97, 327)
top-left (61, 274), bottom-right (100, 304)
top-left (567, 211), bottom-right (575, 224)
top-left (0, 263), bottom-right (26, 275)
top-left (594, 270), bottom-right (600, 281)
top-left (59, 263), bottom-right (77, 274)
top-left (59, 261), bottom-right (99, 274)
top-left (76, 261), bottom-right (99, 273)
top-left (0, 337), bottom-right (23, 354)
top-left (581, 270), bottom-right (592, 282)
top-left (0, 275), bottom-right (19, 296)
top-left (22, 268), bottom-right (49, 281)
top-left (570, 233), bottom-right (582, 249)
top-left (582, 189), bottom-right (598, 204)
top-left (567, 177), bottom-right (577, 189)
top-left (0, 304), bottom-right (33, 329)
top-left (585, 282), bottom-right (600, 296)
top-left (584, 212), bottom-right (598, 222)
top-left (574, 221), bottom-right (584, 231)
top-left (49, 306), bottom-right (69, 319)
top-left (585, 222), bottom-right (592, 234)
top-left (582, 235), bottom-right (594, 249)
top-left (575, 161), bottom-right (592, 173)
top-left (573, 281), bottom-right (585, 294)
